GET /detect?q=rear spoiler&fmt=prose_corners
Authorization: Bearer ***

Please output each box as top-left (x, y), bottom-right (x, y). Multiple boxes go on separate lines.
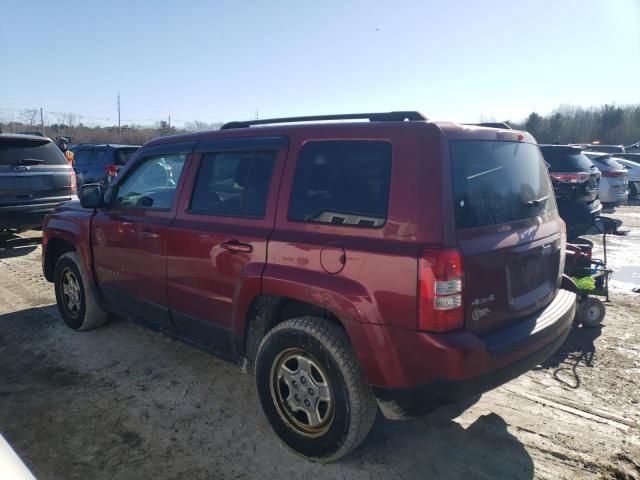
top-left (464, 122), bottom-right (512, 129)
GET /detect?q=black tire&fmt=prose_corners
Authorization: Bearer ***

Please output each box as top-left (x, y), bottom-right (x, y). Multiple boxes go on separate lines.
top-left (630, 183), bottom-right (638, 200)
top-left (577, 297), bottom-right (605, 328)
top-left (255, 317), bottom-right (377, 462)
top-left (54, 252), bottom-right (108, 331)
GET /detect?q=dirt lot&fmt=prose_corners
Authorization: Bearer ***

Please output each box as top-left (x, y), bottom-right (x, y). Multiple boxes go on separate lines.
top-left (1, 205), bottom-right (639, 480)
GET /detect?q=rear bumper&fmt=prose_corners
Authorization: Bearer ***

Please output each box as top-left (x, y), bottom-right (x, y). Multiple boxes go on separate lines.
top-left (347, 289), bottom-right (576, 419)
top-left (0, 201), bottom-right (72, 230)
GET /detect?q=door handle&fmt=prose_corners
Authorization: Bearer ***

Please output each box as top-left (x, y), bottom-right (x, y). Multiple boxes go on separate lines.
top-left (140, 230), bottom-right (160, 240)
top-left (221, 239), bottom-right (253, 254)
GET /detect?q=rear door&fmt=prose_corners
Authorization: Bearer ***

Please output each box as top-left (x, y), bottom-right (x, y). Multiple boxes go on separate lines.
top-left (0, 137), bottom-right (73, 207)
top-left (450, 140), bottom-right (563, 335)
top-left (166, 137), bottom-right (287, 352)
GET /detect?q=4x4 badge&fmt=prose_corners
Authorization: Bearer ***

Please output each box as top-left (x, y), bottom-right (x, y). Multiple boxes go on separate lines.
top-left (471, 294), bottom-right (495, 306)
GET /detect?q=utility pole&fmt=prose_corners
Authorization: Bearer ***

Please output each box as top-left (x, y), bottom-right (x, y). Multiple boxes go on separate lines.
top-left (40, 107), bottom-right (44, 135)
top-left (168, 115), bottom-right (171, 130)
top-left (117, 92), bottom-right (121, 140)
top-left (256, 108), bottom-right (259, 120)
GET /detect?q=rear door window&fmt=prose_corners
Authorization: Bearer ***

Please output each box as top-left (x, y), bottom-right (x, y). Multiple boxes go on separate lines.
top-left (288, 141), bottom-right (392, 227)
top-left (0, 139), bottom-right (68, 165)
top-left (451, 141), bottom-right (556, 230)
top-left (540, 148), bottom-right (594, 172)
top-left (189, 151), bottom-right (276, 218)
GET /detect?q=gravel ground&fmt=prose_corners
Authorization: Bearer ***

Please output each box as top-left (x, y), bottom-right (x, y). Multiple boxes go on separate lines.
top-left (1, 204), bottom-right (639, 480)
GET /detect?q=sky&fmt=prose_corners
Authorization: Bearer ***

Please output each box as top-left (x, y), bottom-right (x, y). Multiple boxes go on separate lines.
top-left (1, 0), bottom-right (639, 127)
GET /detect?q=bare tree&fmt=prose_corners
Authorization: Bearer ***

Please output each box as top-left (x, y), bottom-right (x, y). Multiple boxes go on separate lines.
top-left (21, 109), bottom-right (39, 126)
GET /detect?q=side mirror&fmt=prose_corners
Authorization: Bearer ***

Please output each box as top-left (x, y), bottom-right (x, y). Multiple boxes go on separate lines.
top-left (80, 183), bottom-right (104, 209)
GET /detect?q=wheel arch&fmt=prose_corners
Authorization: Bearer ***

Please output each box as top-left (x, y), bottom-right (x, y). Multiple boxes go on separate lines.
top-left (242, 294), bottom-right (346, 371)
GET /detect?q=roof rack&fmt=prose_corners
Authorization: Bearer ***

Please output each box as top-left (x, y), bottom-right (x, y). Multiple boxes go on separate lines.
top-left (220, 111), bottom-right (427, 130)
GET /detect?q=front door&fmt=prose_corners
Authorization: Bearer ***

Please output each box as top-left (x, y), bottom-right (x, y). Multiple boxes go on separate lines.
top-left (92, 144), bottom-right (193, 328)
top-left (167, 138), bottom-right (288, 354)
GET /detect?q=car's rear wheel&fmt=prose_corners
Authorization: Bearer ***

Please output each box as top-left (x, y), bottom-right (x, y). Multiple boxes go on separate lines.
top-left (255, 317), bottom-right (377, 462)
top-left (629, 182), bottom-right (638, 200)
top-left (54, 252), bottom-right (108, 331)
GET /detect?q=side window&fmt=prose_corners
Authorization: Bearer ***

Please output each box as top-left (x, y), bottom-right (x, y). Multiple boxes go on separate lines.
top-left (74, 149), bottom-right (93, 166)
top-left (288, 141), bottom-right (392, 227)
top-left (189, 151), bottom-right (276, 218)
top-left (113, 153), bottom-right (186, 210)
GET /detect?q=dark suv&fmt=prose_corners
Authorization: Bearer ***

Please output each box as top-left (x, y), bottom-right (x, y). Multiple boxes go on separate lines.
top-left (72, 144), bottom-right (139, 187)
top-left (540, 145), bottom-right (602, 238)
top-left (1, 134), bottom-right (77, 231)
top-left (42, 112), bottom-right (576, 461)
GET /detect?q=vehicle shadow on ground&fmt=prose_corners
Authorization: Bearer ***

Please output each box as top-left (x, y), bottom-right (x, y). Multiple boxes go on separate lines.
top-left (535, 325), bottom-right (602, 389)
top-left (0, 306), bottom-right (533, 480)
top-left (349, 397), bottom-right (534, 479)
top-left (0, 234), bottom-right (41, 259)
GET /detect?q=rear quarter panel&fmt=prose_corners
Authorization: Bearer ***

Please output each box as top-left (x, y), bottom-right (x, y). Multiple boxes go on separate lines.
top-left (263, 123), bottom-right (447, 331)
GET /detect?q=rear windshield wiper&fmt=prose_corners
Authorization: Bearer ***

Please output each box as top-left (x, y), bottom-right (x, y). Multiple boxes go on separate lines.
top-left (16, 158), bottom-right (45, 165)
top-left (525, 195), bottom-right (549, 208)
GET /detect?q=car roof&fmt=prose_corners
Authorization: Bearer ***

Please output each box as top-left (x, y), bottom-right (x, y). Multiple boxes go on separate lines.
top-left (142, 117), bottom-right (535, 149)
top-left (0, 133), bottom-right (52, 142)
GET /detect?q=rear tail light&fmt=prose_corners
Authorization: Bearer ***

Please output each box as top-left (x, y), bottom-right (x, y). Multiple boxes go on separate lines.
top-left (550, 172), bottom-right (590, 183)
top-left (601, 170), bottom-right (625, 178)
top-left (418, 248), bottom-right (464, 332)
top-left (105, 164), bottom-right (118, 177)
top-left (70, 170), bottom-right (77, 194)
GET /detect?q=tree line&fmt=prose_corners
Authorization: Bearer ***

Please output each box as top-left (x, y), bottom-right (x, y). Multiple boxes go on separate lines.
top-left (3, 104), bottom-right (639, 146)
top-left (0, 112), bottom-right (222, 145)
top-left (511, 104), bottom-right (640, 145)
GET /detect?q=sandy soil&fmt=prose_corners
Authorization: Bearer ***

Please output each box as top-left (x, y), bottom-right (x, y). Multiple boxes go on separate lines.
top-left (0, 204), bottom-right (639, 480)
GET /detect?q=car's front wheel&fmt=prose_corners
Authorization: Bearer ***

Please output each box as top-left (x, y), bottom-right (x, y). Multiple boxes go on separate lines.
top-left (54, 252), bottom-right (108, 331)
top-left (255, 317), bottom-right (377, 462)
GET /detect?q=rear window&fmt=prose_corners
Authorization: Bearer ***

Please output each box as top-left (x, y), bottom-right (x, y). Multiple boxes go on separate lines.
top-left (540, 148), bottom-right (594, 172)
top-left (589, 155), bottom-right (624, 169)
top-left (288, 141), bottom-right (392, 228)
top-left (74, 149), bottom-right (93, 166)
top-left (116, 148), bottom-right (138, 165)
top-left (0, 139), bottom-right (68, 166)
top-left (587, 145), bottom-right (624, 154)
top-left (451, 141), bottom-right (556, 230)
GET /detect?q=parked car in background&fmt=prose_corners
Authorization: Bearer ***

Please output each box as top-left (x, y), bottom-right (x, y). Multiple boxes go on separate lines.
top-left (540, 145), bottom-right (602, 238)
top-left (615, 153), bottom-right (640, 165)
top-left (71, 144), bottom-right (140, 187)
top-left (583, 152), bottom-right (628, 206)
top-left (1, 134), bottom-right (76, 231)
top-left (625, 141), bottom-right (640, 153)
top-left (42, 112), bottom-right (576, 461)
top-left (614, 157), bottom-right (640, 199)
top-left (572, 144), bottom-right (626, 154)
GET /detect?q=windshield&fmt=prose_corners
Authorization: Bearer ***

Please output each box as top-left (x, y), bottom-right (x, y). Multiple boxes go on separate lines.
top-left (0, 139), bottom-right (68, 166)
top-left (451, 141), bottom-right (556, 230)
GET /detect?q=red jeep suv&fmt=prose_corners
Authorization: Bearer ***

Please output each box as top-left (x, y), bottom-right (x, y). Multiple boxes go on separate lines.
top-left (42, 112), bottom-right (576, 461)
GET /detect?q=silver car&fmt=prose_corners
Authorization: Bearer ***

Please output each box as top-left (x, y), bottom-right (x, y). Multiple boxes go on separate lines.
top-left (584, 151), bottom-right (628, 205)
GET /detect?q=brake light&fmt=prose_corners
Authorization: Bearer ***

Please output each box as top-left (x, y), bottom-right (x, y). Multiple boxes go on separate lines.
top-left (418, 248), bottom-right (464, 332)
top-left (549, 172), bottom-right (590, 183)
top-left (69, 170), bottom-right (77, 194)
top-left (105, 164), bottom-right (118, 177)
top-left (601, 170), bottom-right (625, 178)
